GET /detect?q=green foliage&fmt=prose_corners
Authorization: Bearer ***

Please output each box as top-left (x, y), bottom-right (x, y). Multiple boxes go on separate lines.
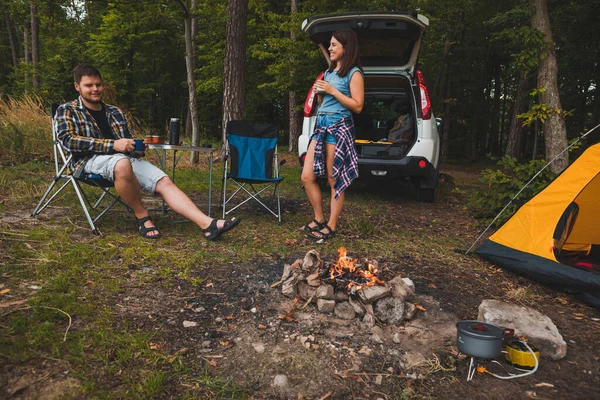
top-left (518, 87), bottom-right (574, 127)
top-left (466, 155), bottom-right (555, 226)
top-left (0, 0), bottom-right (599, 157)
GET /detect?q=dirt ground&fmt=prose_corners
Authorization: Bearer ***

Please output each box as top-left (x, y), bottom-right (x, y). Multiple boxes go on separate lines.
top-left (2, 163), bottom-right (600, 399)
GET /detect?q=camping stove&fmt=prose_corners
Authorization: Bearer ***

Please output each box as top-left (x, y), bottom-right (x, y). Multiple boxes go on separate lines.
top-left (456, 321), bottom-right (539, 381)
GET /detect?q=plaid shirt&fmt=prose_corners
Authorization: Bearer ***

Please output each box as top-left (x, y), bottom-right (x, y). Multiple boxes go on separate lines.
top-left (313, 116), bottom-right (359, 200)
top-left (54, 97), bottom-right (132, 177)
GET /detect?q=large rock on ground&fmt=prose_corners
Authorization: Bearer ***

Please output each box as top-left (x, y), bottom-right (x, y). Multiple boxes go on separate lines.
top-left (388, 276), bottom-right (415, 301)
top-left (478, 299), bottom-right (567, 360)
top-left (334, 302), bottom-right (356, 320)
top-left (374, 297), bottom-right (405, 325)
top-left (358, 285), bottom-right (391, 304)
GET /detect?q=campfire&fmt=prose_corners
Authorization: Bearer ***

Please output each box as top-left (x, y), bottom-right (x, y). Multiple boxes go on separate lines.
top-left (319, 247), bottom-right (385, 293)
top-left (274, 248), bottom-right (420, 324)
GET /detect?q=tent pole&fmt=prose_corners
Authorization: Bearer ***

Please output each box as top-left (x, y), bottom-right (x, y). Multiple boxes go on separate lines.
top-left (464, 123), bottom-right (600, 255)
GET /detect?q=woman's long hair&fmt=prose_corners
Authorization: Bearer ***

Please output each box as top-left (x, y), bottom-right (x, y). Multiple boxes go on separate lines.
top-left (328, 29), bottom-right (363, 77)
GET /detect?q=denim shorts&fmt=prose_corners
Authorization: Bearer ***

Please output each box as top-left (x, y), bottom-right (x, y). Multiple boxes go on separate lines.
top-left (310, 113), bottom-right (348, 145)
top-left (83, 154), bottom-right (167, 194)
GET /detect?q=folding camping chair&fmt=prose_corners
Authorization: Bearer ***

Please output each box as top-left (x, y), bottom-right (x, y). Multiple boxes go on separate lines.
top-left (221, 120), bottom-right (285, 222)
top-left (31, 104), bottom-right (129, 235)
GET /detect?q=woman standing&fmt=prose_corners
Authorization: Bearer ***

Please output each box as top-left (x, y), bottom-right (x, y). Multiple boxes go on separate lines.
top-left (301, 29), bottom-right (364, 241)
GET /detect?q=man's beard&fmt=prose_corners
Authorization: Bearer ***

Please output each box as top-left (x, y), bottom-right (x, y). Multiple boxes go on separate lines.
top-left (82, 94), bottom-right (102, 104)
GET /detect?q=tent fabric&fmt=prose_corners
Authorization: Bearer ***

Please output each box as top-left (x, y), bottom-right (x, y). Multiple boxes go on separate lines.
top-left (476, 143), bottom-right (600, 307)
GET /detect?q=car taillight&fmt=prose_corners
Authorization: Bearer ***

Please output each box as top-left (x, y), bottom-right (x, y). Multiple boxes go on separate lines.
top-left (304, 72), bottom-right (325, 117)
top-left (299, 153), bottom-right (307, 167)
top-left (418, 159), bottom-right (427, 169)
top-left (416, 70), bottom-right (431, 120)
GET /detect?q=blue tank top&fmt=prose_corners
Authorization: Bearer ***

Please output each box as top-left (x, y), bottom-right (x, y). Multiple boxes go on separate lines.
top-left (318, 66), bottom-right (363, 121)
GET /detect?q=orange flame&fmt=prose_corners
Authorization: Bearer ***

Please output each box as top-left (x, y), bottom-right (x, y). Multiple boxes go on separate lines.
top-left (327, 247), bottom-right (385, 291)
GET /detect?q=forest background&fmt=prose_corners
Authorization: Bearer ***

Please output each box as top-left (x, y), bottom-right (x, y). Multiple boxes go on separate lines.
top-left (1, 0), bottom-right (599, 165)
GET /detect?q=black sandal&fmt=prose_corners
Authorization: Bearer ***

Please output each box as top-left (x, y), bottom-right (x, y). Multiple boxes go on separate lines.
top-left (308, 224), bottom-right (336, 241)
top-left (202, 217), bottom-right (241, 241)
top-left (303, 219), bottom-right (326, 233)
top-left (136, 216), bottom-right (161, 239)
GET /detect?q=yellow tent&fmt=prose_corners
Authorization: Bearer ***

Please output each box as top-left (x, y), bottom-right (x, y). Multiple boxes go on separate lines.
top-left (477, 143), bottom-right (600, 307)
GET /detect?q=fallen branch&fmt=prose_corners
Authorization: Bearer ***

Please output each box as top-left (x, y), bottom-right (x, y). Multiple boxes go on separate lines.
top-left (0, 299), bottom-right (29, 308)
top-left (300, 291), bottom-right (316, 310)
top-left (0, 231), bottom-right (30, 237)
top-left (0, 306), bottom-right (72, 342)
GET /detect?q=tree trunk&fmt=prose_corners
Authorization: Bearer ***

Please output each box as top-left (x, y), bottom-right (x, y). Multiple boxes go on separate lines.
top-left (221, 0), bottom-right (249, 154)
top-left (440, 67), bottom-right (452, 159)
top-left (288, 0), bottom-right (300, 153)
top-left (531, 0), bottom-right (568, 173)
top-left (488, 61), bottom-right (502, 155)
top-left (30, 1), bottom-right (40, 89)
top-left (3, 8), bottom-right (18, 68)
top-left (182, 2), bottom-right (200, 163)
top-left (185, 0), bottom-right (198, 141)
top-left (505, 71), bottom-right (527, 159)
top-left (23, 25), bottom-right (30, 93)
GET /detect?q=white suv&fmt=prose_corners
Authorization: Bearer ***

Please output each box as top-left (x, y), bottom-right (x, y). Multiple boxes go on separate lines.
top-left (298, 11), bottom-right (440, 202)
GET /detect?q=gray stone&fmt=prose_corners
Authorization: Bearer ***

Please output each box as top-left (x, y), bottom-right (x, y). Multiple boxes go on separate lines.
top-left (334, 290), bottom-right (349, 302)
top-left (370, 333), bottom-right (383, 344)
top-left (334, 302), bottom-right (356, 320)
top-left (306, 272), bottom-right (321, 287)
top-left (252, 342), bottom-right (265, 353)
top-left (315, 284), bottom-right (335, 300)
top-left (272, 374), bottom-right (288, 389)
top-left (374, 297), bottom-right (406, 325)
top-left (182, 320), bottom-right (198, 328)
top-left (402, 277), bottom-right (416, 293)
top-left (302, 250), bottom-right (321, 272)
top-left (282, 276), bottom-right (298, 298)
top-left (392, 332), bottom-right (401, 344)
top-left (388, 276), bottom-right (415, 301)
top-left (298, 281), bottom-right (316, 301)
top-left (363, 313), bottom-right (376, 326)
top-left (349, 297), bottom-right (366, 317)
top-left (375, 375), bottom-right (383, 385)
top-left (403, 302), bottom-right (417, 320)
top-left (317, 299), bottom-right (336, 313)
top-left (478, 299), bottom-right (567, 360)
top-left (358, 285), bottom-right (391, 304)
top-left (281, 263), bottom-right (292, 282)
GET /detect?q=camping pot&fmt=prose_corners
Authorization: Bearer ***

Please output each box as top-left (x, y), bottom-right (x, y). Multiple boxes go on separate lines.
top-left (146, 135), bottom-right (165, 144)
top-left (456, 321), bottom-right (514, 359)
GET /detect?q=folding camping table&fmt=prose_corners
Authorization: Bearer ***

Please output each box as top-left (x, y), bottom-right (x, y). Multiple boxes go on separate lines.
top-left (147, 144), bottom-right (215, 219)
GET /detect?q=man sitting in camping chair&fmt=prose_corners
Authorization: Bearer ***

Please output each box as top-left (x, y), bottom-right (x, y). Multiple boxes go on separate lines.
top-left (55, 63), bottom-right (240, 240)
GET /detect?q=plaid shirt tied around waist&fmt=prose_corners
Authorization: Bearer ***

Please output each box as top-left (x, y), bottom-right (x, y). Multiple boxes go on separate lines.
top-left (54, 97), bottom-right (132, 178)
top-left (313, 116), bottom-right (359, 200)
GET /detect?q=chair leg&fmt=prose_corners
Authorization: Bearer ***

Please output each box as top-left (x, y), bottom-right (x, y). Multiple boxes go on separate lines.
top-left (92, 190), bottom-right (109, 209)
top-left (32, 177), bottom-right (61, 216)
top-left (32, 160), bottom-right (72, 216)
top-left (70, 177), bottom-right (101, 235)
top-left (276, 183), bottom-right (282, 223)
top-left (32, 178), bottom-right (72, 216)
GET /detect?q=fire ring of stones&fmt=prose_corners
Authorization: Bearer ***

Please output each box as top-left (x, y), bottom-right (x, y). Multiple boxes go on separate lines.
top-left (272, 248), bottom-right (418, 324)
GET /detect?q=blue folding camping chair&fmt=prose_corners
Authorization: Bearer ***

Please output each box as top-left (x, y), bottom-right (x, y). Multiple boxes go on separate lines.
top-left (221, 120), bottom-right (284, 222)
top-left (31, 104), bottom-right (129, 235)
